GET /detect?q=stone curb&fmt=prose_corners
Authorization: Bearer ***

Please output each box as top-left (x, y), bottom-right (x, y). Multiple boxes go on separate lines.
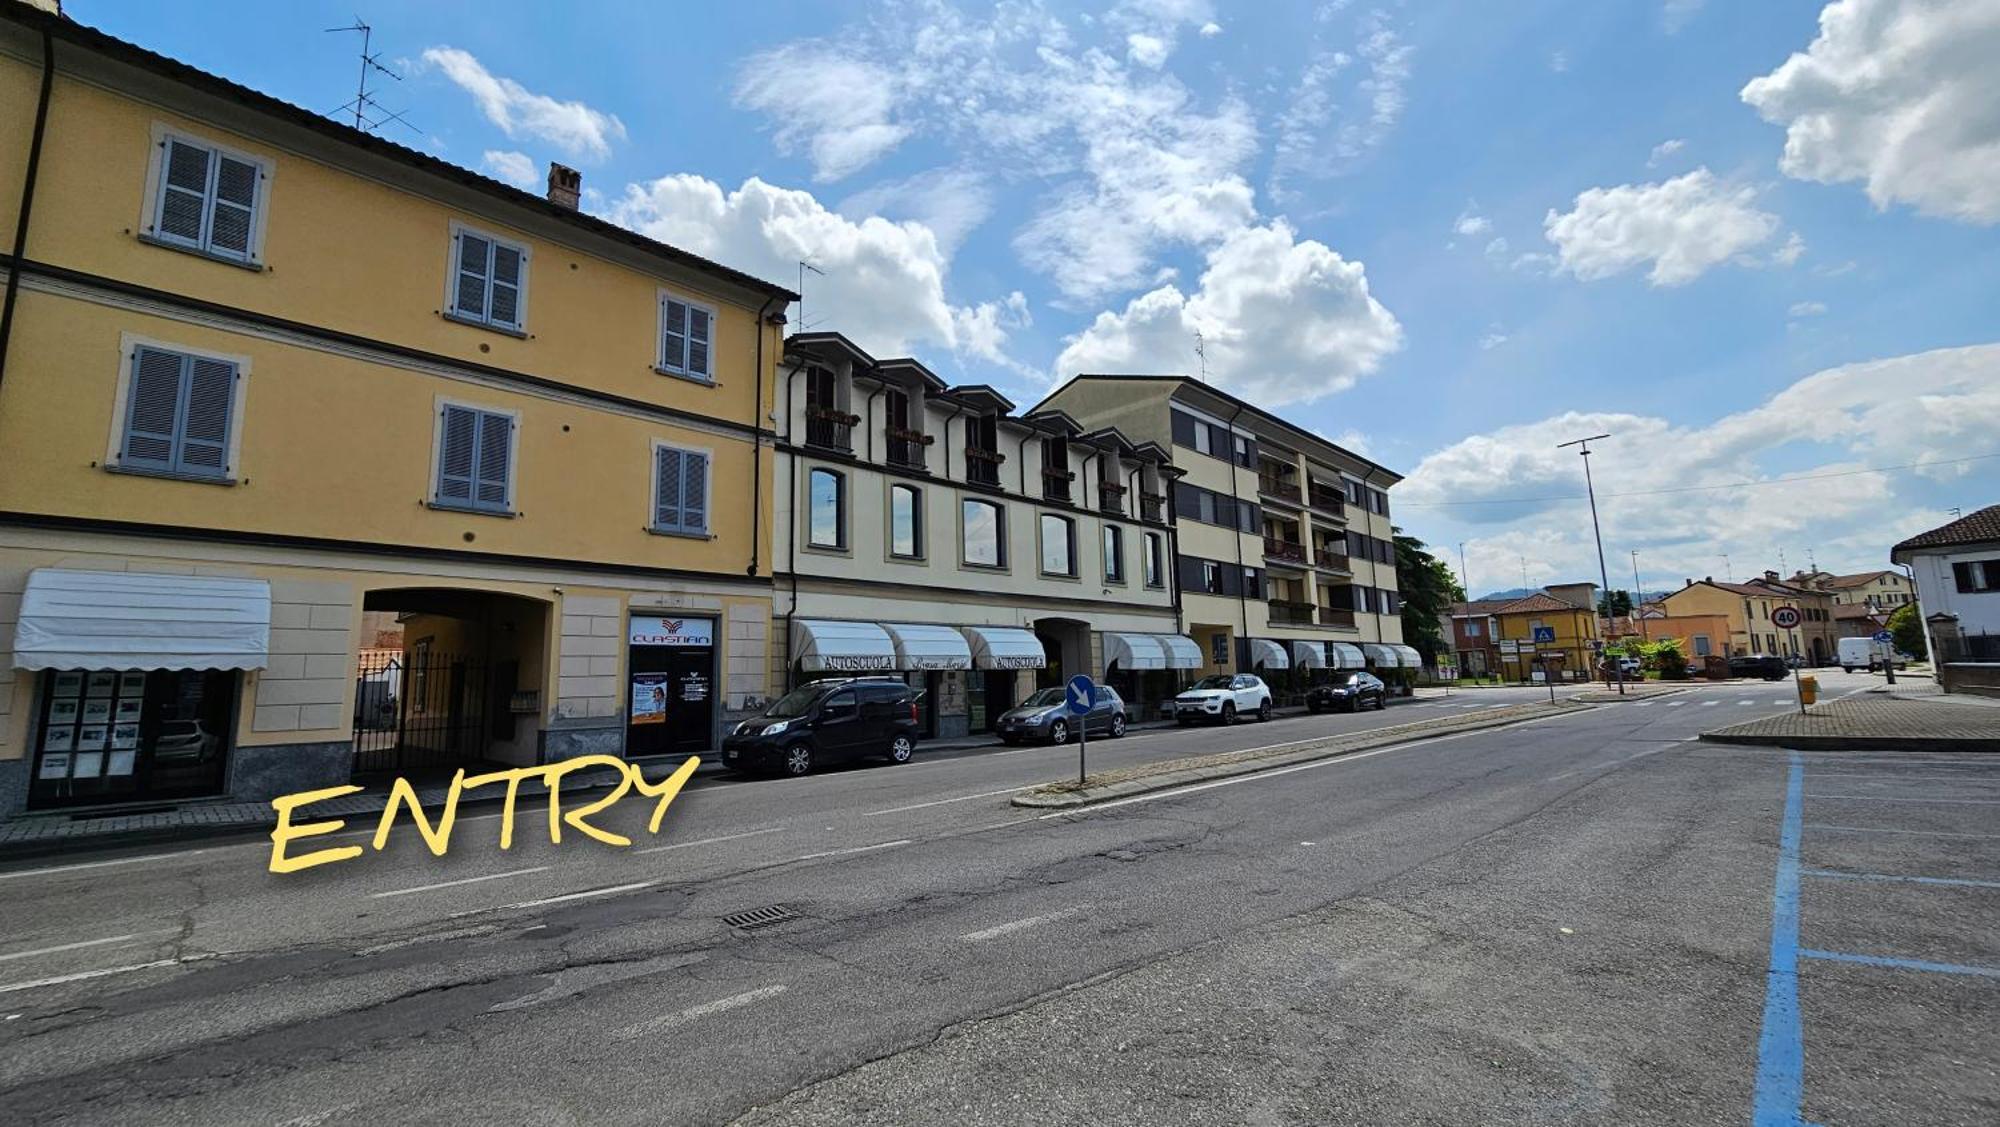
top-left (1696, 732), bottom-right (2000, 753)
top-left (1012, 700), bottom-right (1597, 809)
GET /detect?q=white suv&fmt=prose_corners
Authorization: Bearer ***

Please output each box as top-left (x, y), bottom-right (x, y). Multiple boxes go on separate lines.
top-left (1172, 674), bottom-right (1273, 725)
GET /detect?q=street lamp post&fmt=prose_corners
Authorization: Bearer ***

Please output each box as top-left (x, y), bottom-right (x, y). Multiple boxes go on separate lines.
top-left (1558, 434), bottom-right (1623, 696)
top-left (1631, 550), bottom-right (1647, 643)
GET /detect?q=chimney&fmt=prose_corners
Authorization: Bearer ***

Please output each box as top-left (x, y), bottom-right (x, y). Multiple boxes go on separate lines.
top-left (1685, 578), bottom-right (1693, 587)
top-left (546, 163), bottom-right (581, 210)
top-left (1703, 576), bottom-right (1712, 583)
top-left (1763, 570), bottom-right (1780, 582)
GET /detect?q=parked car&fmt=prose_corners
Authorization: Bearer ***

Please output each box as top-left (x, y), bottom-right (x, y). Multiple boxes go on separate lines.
top-left (1835, 636), bottom-right (1910, 672)
top-left (722, 678), bottom-right (918, 777)
top-left (153, 720), bottom-right (219, 762)
top-left (1728, 654), bottom-right (1791, 681)
top-left (1599, 656), bottom-right (1642, 678)
top-left (1173, 674), bottom-right (1273, 725)
top-left (995, 685), bottom-right (1127, 744)
top-left (1306, 672), bottom-right (1386, 713)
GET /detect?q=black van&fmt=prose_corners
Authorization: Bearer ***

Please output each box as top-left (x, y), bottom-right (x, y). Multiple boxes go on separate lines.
top-left (721, 678), bottom-right (920, 777)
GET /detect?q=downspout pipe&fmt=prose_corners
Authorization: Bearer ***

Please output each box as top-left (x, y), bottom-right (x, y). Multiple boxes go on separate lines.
top-left (747, 296), bottom-right (782, 577)
top-left (0, 28), bottom-right (55, 400)
top-left (782, 354), bottom-right (802, 690)
top-left (1225, 404), bottom-right (1250, 670)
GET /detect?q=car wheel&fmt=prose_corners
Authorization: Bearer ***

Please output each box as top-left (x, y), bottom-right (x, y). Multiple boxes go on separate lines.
top-left (1373, 693), bottom-right (1386, 711)
top-left (1110, 713), bottom-right (1127, 738)
top-left (1220, 702), bottom-right (1237, 725)
top-left (886, 735), bottom-right (914, 764)
top-left (782, 743), bottom-right (814, 777)
top-left (1256, 700), bottom-right (1272, 722)
top-left (1048, 719), bottom-right (1070, 745)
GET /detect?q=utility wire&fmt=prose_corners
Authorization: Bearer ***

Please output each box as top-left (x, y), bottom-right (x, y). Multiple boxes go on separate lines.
top-left (1396, 451), bottom-right (2000, 509)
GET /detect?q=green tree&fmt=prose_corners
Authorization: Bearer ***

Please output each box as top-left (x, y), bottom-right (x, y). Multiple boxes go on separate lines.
top-left (1887, 603), bottom-right (1927, 659)
top-left (1596, 589), bottom-right (1634, 616)
top-left (1394, 531), bottom-right (1466, 667)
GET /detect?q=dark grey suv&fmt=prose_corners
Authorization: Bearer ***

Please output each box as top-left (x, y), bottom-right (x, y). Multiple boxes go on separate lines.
top-left (722, 678), bottom-right (919, 776)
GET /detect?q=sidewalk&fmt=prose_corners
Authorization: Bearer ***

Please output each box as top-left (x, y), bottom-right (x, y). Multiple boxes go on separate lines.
top-left (1700, 688), bottom-right (2000, 751)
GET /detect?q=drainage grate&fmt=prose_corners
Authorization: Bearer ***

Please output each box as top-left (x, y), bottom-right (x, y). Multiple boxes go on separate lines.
top-left (722, 905), bottom-right (799, 931)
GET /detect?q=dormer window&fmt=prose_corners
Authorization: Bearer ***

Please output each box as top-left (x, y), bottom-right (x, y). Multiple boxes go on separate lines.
top-left (965, 414), bottom-right (1002, 487)
top-left (884, 387), bottom-right (929, 469)
top-left (1097, 452), bottom-right (1126, 516)
top-left (804, 365), bottom-right (855, 452)
top-left (1041, 435), bottom-right (1072, 501)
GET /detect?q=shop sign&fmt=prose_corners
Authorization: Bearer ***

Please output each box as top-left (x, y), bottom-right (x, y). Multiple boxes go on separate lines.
top-left (905, 657), bottom-right (966, 671)
top-left (986, 655), bottom-right (1046, 670)
top-left (820, 654), bottom-right (896, 671)
top-left (629, 616), bottom-right (714, 647)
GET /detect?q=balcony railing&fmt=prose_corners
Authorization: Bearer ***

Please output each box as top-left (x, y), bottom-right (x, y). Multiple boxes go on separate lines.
top-left (1268, 599), bottom-right (1316, 625)
top-left (1139, 492), bottom-right (1166, 523)
top-left (1258, 474), bottom-right (1303, 504)
top-left (966, 446), bottom-right (1005, 487)
top-left (885, 425), bottom-right (932, 470)
top-left (1041, 468), bottom-right (1074, 503)
top-left (1263, 536), bottom-right (1307, 564)
top-left (1318, 606), bottom-right (1357, 628)
top-left (1098, 481), bottom-right (1126, 516)
top-left (1314, 548), bottom-right (1350, 571)
top-left (1308, 483), bottom-right (1346, 517)
top-left (806, 406), bottom-right (858, 452)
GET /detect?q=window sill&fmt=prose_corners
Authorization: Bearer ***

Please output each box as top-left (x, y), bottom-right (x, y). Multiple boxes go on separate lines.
top-left (427, 499), bottom-right (516, 518)
top-left (648, 527), bottom-right (714, 541)
top-left (889, 552), bottom-right (927, 564)
top-left (804, 542), bottom-right (852, 557)
top-left (1039, 571), bottom-right (1081, 583)
top-left (104, 462), bottom-right (237, 486)
top-left (137, 232), bottom-right (264, 272)
top-left (442, 311), bottom-right (528, 339)
top-left (653, 366), bottom-right (718, 386)
top-left (961, 561), bottom-right (1009, 573)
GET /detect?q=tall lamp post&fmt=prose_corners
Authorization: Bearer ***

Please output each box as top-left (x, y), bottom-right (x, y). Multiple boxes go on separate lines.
top-left (1558, 433), bottom-right (1623, 695)
top-left (1631, 550), bottom-right (1647, 643)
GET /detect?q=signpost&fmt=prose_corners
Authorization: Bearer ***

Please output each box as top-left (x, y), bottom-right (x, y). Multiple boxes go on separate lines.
top-left (1873, 629), bottom-right (1898, 685)
top-left (1772, 606), bottom-right (1805, 712)
top-left (1066, 674), bottom-right (1095, 785)
top-left (1532, 626), bottom-right (1557, 643)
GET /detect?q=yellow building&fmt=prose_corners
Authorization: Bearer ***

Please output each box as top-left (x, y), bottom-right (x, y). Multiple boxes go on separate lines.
top-left (0, 8), bottom-right (793, 819)
top-left (1487, 592), bottom-right (1598, 683)
top-left (1657, 578), bottom-right (1821, 660)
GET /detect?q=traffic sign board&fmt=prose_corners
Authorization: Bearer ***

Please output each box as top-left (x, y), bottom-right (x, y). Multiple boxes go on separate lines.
top-left (1873, 630), bottom-right (1894, 644)
top-left (1532, 625), bottom-right (1557, 643)
top-left (1065, 674), bottom-right (1096, 716)
top-left (1772, 606), bottom-right (1802, 629)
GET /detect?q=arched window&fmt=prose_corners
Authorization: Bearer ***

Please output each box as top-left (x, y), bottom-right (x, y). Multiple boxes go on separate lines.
top-left (1040, 514), bottom-right (1076, 576)
top-left (962, 499), bottom-right (1005, 567)
top-left (890, 484), bottom-right (923, 559)
top-left (808, 468), bottom-right (845, 549)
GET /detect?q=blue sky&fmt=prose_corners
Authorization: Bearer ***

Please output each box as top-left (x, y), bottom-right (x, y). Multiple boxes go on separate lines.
top-left (72, 0), bottom-right (2000, 593)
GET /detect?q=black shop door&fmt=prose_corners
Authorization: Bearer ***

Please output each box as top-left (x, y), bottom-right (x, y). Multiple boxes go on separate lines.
top-left (626, 642), bottom-right (715, 757)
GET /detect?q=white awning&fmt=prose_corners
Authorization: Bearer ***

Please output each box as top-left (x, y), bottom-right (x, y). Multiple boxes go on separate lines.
top-left (1103, 632), bottom-right (1167, 671)
top-left (1327, 642), bottom-right (1367, 669)
top-left (12, 569), bottom-right (270, 671)
top-left (1158, 634), bottom-right (1203, 669)
top-left (881, 623), bottom-right (972, 670)
top-left (960, 626), bottom-right (1047, 670)
top-left (1247, 638), bottom-right (1290, 670)
top-left (1289, 640), bottom-right (1327, 668)
top-left (791, 619), bottom-right (896, 672)
top-left (1390, 644), bottom-right (1424, 668)
top-left (1361, 643), bottom-right (1399, 668)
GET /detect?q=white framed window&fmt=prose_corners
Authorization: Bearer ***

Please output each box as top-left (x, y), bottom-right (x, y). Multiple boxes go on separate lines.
top-left (963, 499), bottom-right (1006, 569)
top-left (445, 222), bottom-right (530, 333)
top-left (1143, 532), bottom-right (1164, 588)
top-left (430, 399), bottom-right (517, 514)
top-left (651, 442), bottom-right (711, 536)
top-left (105, 333), bottom-right (249, 483)
top-left (889, 483), bottom-right (924, 559)
top-left (1040, 514), bottom-right (1077, 577)
top-left (658, 291), bottom-right (716, 382)
top-left (1103, 525), bottom-right (1125, 583)
top-left (809, 468), bottom-right (846, 549)
top-left (140, 125), bottom-right (272, 267)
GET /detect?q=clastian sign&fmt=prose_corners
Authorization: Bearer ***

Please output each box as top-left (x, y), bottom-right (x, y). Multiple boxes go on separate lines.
top-left (629, 616), bottom-right (714, 647)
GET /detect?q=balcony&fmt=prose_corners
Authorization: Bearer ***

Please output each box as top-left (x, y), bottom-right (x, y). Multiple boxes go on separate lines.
top-left (1268, 599), bottom-right (1316, 625)
top-left (966, 445), bottom-right (1005, 487)
top-left (806, 406), bottom-right (857, 453)
top-left (1262, 536), bottom-right (1307, 565)
top-left (1098, 481), bottom-right (1127, 517)
top-left (885, 425), bottom-right (931, 470)
top-left (1257, 474), bottom-right (1303, 505)
top-left (1139, 491), bottom-right (1166, 523)
top-left (1308, 482), bottom-right (1346, 518)
top-left (1318, 606), bottom-right (1357, 628)
top-left (1314, 548), bottom-right (1350, 572)
top-left (1041, 467), bottom-right (1075, 503)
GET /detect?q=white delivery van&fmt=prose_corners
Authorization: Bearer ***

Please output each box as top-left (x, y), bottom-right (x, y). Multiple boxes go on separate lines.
top-left (1838, 637), bottom-right (1884, 672)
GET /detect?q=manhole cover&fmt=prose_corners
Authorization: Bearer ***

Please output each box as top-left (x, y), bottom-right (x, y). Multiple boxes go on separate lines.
top-left (722, 905), bottom-right (799, 931)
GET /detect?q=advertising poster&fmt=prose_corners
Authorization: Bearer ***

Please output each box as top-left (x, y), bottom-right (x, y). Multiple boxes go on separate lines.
top-left (112, 724), bottom-right (140, 749)
top-left (87, 672), bottom-right (117, 698)
top-left (52, 671), bottom-right (83, 697)
top-left (119, 671), bottom-right (148, 695)
top-left (77, 725), bottom-right (109, 751)
top-left (680, 671), bottom-right (709, 703)
top-left (38, 752), bottom-right (71, 780)
top-left (49, 698), bottom-right (80, 726)
top-left (42, 727), bottom-right (75, 753)
top-left (73, 751), bottom-right (105, 778)
top-left (83, 698), bottom-right (113, 724)
top-left (115, 698), bottom-right (143, 723)
top-left (107, 749), bottom-right (137, 777)
top-left (630, 674), bottom-right (669, 725)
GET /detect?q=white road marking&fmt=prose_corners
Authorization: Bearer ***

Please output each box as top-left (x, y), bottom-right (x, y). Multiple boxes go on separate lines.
top-left (962, 907), bottom-right (1083, 942)
top-left (795, 839), bottom-right (912, 861)
top-left (1806, 824), bottom-right (2000, 840)
top-left (1738, 700), bottom-right (1756, 706)
top-left (616, 984), bottom-right (788, 1040)
top-left (0, 954), bottom-right (213, 995)
top-left (0, 849), bottom-right (221, 882)
top-left (1634, 702), bottom-right (1653, 707)
top-left (863, 786), bottom-right (1029, 817)
top-left (456, 880), bottom-right (659, 918)
top-left (1703, 701), bottom-right (1720, 707)
top-left (369, 866), bottom-right (551, 899)
top-left (0, 930), bottom-right (176, 964)
top-left (635, 826), bottom-right (785, 855)
top-left (1667, 702), bottom-right (1686, 708)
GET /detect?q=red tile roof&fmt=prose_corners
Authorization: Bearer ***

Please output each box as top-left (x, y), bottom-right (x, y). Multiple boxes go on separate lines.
top-left (1495, 592), bottom-right (1590, 615)
top-left (1893, 505), bottom-right (2000, 553)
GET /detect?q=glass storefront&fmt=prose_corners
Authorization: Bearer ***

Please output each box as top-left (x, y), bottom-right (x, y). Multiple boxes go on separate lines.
top-left (29, 668), bottom-right (238, 808)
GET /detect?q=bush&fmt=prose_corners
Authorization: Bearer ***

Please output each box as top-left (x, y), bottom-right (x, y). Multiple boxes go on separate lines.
top-left (1644, 638), bottom-right (1688, 679)
top-left (1887, 603), bottom-right (1927, 659)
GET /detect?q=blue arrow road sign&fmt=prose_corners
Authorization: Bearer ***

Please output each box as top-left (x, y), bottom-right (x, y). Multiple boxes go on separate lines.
top-left (1066, 674), bottom-right (1096, 716)
top-left (1532, 626), bottom-right (1557, 643)
top-left (1873, 630), bottom-right (1894, 644)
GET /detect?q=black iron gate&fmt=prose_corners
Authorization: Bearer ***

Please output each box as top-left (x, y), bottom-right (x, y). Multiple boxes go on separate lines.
top-left (352, 650), bottom-right (491, 773)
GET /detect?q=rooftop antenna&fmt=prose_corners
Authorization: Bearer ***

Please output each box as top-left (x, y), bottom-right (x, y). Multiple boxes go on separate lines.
top-left (797, 259), bottom-right (826, 333)
top-left (1193, 329), bottom-right (1208, 384)
top-left (1778, 547), bottom-right (1787, 576)
top-left (325, 18), bottom-right (416, 134)
top-left (1949, 506), bottom-right (1964, 518)
top-left (1721, 553), bottom-right (1732, 582)
top-left (1807, 547), bottom-right (1817, 574)
top-left (1520, 555), bottom-right (1529, 588)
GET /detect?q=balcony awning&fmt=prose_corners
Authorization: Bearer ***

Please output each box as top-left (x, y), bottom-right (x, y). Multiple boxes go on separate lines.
top-left (1246, 638), bottom-right (1289, 670)
top-left (960, 626), bottom-right (1046, 670)
top-left (791, 619), bottom-right (896, 673)
top-left (1103, 632), bottom-right (1167, 671)
top-left (1289, 640), bottom-right (1327, 668)
top-left (881, 623), bottom-right (973, 671)
top-left (1158, 634), bottom-right (1203, 669)
top-left (1327, 642), bottom-right (1367, 669)
top-left (12, 569), bottom-right (270, 671)
top-left (1390, 644), bottom-right (1424, 668)
top-left (1361, 643), bottom-right (1399, 668)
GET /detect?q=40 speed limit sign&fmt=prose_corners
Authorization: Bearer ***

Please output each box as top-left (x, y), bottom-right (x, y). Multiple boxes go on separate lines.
top-left (1772, 606), bottom-right (1802, 629)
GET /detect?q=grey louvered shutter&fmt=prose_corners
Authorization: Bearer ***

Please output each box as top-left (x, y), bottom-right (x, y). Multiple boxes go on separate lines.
top-left (208, 155), bottom-right (258, 259)
top-left (436, 405), bottom-right (477, 503)
top-left (686, 308), bottom-right (710, 377)
top-left (489, 243), bottom-right (523, 328)
top-left (662, 300), bottom-right (687, 369)
top-left (159, 139), bottom-right (211, 246)
top-left (654, 447), bottom-right (683, 530)
top-left (681, 451), bottom-right (708, 532)
top-left (124, 347), bottom-right (184, 466)
top-left (474, 411), bottom-right (511, 508)
top-left (177, 357), bottom-right (235, 475)
top-left (454, 232), bottom-right (490, 321)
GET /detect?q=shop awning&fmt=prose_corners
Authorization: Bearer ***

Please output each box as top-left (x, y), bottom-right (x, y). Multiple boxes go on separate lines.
top-left (1390, 644), bottom-right (1424, 668)
top-left (881, 623), bottom-right (972, 670)
top-left (960, 625), bottom-right (1046, 670)
top-left (1158, 634), bottom-right (1203, 669)
top-left (11, 569), bottom-right (270, 671)
top-left (1327, 642), bottom-right (1367, 669)
top-left (1289, 640), bottom-right (1327, 668)
top-left (1103, 632), bottom-right (1167, 671)
top-left (1361, 643), bottom-right (1399, 668)
top-left (1246, 638), bottom-right (1290, 670)
top-left (791, 619), bottom-right (896, 672)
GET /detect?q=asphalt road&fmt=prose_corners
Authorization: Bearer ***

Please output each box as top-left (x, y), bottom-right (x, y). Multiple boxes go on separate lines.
top-left (4, 670), bottom-right (1991, 1126)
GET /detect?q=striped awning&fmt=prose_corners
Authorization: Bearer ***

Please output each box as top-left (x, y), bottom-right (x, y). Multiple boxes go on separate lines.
top-left (1289, 640), bottom-right (1327, 668)
top-left (1361, 643), bottom-right (1399, 668)
top-left (881, 623), bottom-right (973, 671)
top-left (1103, 632), bottom-right (1167, 671)
top-left (960, 626), bottom-right (1046, 670)
top-left (1246, 638), bottom-right (1289, 670)
top-left (12, 569), bottom-right (270, 671)
top-left (1326, 642), bottom-right (1367, 669)
top-left (1390, 644), bottom-right (1424, 668)
top-left (791, 620), bottom-right (896, 672)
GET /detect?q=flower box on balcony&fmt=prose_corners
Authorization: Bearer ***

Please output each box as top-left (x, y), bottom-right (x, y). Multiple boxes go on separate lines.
top-left (1041, 468), bottom-right (1077, 481)
top-left (1098, 482), bottom-right (1127, 495)
top-left (966, 447), bottom-right (1007, 464)
top-left (885, 425), bottom-right (934, 446)
top-left (809, 406), bottom-right (861, 426)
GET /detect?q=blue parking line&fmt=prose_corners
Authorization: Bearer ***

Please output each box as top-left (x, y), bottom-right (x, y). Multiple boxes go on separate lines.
top-left (1800, 949), bottom-right (2000, 979)
top-left (1752, 750), bottom-right (1809, 1127)
top-left (1802, 868), bottom-right (2000, 890)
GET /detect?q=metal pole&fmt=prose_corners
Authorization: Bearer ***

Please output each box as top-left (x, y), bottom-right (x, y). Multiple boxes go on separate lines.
top-left (1559, 434), bottom-right (1623, 696)
top-left (1631, 550), bottom-right (1647, 643)
top-left (1077, 709), bottom-right (1087, 785)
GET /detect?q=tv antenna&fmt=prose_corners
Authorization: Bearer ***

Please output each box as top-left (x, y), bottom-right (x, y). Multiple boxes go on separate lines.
top-left (325, 19), bottom-right (416, 134)
top-left (797, 260), bottom-right (827, 332)
top-left (1193, 329), bottom-right (1208, 383)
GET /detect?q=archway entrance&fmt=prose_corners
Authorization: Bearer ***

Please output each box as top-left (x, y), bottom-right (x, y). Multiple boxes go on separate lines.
top-left (353, 588), bottom-right (548, 776)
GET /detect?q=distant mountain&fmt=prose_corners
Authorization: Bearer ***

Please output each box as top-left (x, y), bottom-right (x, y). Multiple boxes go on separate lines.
top-left (1473, 587), bottom-right (1538, 602)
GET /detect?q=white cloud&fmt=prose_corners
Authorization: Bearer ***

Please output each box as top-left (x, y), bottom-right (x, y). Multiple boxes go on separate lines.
top-left (1199, 21), bottom-right (1222, 37)
top-left (1053, 220), bottom-right (1403, 406)
top-left (1453, 209), bottom-right (1491, 237)
top-left (1542, 168), bottom-right (1782, 285)
top-left (735, 46), bottom-right (912, 181)
top-left (1271, 7), bottom-right (1412, 197)
top-left (1662, 0), bottom-right (1705, 33)
top-left (1741, 0), bottom-right (2000, 224)
top-left (1127, 33), bottom-right (1171, 68)
top-left (1484, 236), bottom-right (1511, 263)
top-left (422, 47), bottom-right (626, 161)
top-left (1479, 330), bottom-right (1509, 350)
top-left (481, 150), bottom-right (539, 190)
top-left (1788, 300), bottom-right (1828, 317)
top-left (838, 167), bottom-right (994, 256)
top-left (1647, 138), bottom-right (1685, 166)
top-left (1548, 50), bottom-right (1569, 73)
top-left (1771, 231), bottom-right (1807, 267)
